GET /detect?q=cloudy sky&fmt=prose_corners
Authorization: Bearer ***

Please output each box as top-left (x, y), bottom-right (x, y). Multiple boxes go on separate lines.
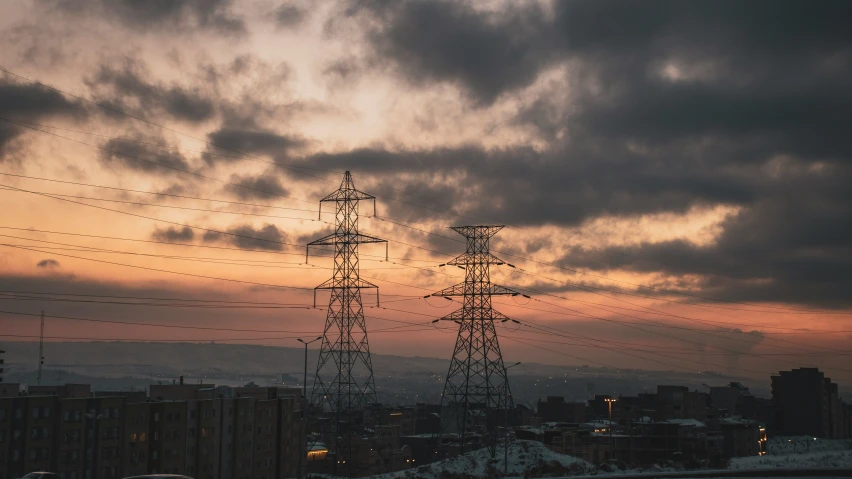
top-left (1, 0), bottom-right (851, 384)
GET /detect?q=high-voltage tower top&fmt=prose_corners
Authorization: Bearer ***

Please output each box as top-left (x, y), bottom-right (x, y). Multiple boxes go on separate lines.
top-left (430, 225), bottom-right (520, 456)
top-left (306, 171), bottom-right (387, 417)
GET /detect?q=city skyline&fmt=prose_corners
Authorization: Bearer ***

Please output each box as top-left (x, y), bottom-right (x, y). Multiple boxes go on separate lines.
top-left (1, 0), bottom-right (851, 384)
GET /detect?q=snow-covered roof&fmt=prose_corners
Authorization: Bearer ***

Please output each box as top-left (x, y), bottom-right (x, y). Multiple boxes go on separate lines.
top-left (665, 418), bottom-right (707, 428)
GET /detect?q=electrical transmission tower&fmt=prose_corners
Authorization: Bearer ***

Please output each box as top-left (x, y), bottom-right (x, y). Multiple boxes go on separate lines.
top-left (306, 171), bottom-right (387, 469)
top-left (430, 226), bottom-right (520, 456)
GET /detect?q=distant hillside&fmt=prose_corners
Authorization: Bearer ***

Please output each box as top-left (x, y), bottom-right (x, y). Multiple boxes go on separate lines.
top-left (1, 341), bottom-right (760, 400)
top-left (0, 341), bottom-right (449, 377)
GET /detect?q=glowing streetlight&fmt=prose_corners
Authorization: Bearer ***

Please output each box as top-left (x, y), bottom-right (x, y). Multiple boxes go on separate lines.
top-left (604, 398), bottom-right (617, 454)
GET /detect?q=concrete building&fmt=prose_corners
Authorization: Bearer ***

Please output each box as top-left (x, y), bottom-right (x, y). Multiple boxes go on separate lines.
top-left (537, 396), bottom-right (586, 423)
top-left (1, 383), bottom-right (302, 479)
top-left (656, 386), bottom-right (708, 422)
top-left (720, 418), bottom-right (765, 457)
top-left (771, 367), bottom-right (849, 438)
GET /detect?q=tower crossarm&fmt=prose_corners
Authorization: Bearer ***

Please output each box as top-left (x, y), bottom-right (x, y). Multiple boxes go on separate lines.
top-left (315, 277), bottom-right (378, 290)
top-left (435, 308), bottom-right (512, 322)
top-left (306, 233), bottom-right (388, 263)
top-left (308, 232), bottom-right (388, 246)
top-left (429, 282), bottom-right (520, 298)
top-left (444, 252), bottom-right (507, 266)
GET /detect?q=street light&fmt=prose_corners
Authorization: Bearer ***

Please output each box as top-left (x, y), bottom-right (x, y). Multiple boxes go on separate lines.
top-left (504, 362), bottom-right (521, 475)
top-left (84, 412), bottom-right (106, 479)
top-left (296, 337), bottom-right (322, 479)
top-left (604, 398), bottom-right (617, 458)
top-left (297, 337), bottom-right (323, 397)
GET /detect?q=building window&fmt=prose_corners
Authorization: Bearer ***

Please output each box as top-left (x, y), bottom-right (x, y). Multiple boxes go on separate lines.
top-left (44, 407), bottom-right (51, 418)
top-left (154, 412), bottom-right (160, 422)
top-left (32, 408), bottom-right (40, 419)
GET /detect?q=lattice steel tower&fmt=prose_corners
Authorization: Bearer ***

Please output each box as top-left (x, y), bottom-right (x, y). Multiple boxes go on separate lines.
top-left (431, 225), bottom-right (518, 455)
top-left (306, 171), bottom-right (387, 417)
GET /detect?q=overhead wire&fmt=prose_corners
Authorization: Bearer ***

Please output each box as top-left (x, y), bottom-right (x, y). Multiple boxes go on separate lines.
top-left (2, 66), bottom-right (848, 317)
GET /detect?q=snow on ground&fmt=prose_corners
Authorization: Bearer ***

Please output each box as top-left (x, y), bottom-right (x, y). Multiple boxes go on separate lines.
top-left (730, 436), bottom-right (852, 470)
top-left (374, 440), bottom-right (592, 479)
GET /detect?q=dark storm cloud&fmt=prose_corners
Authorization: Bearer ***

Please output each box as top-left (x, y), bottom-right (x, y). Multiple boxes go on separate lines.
top-left (87, 60), bottom-right (215, 123)
top-left (202, 223), bottom-right (287, 251)
top-left (320, 0), bottom-right (852, 308)
top-left (46, 0), bottom-right (246, 36)
top-left (557, 162), bottom-right (852, 307)
top-left (36, 259), bottom-right (60, 269)
top-left (205, 127), bottom-right (307, 164)
top-left (274, 4), bottom-right (307, 29)
top-left (99, 137), bottom-right (190, 173)
top-left (366, 1), bottom-right (551, 105)
top-left (297, 143), bottom-right (756, 226)
top-left (0, 78), bottom-right (87, 159)
top-left (224, 171), bottom-right (289, 201)
top-left (151, 226), bottom-right (195, 242)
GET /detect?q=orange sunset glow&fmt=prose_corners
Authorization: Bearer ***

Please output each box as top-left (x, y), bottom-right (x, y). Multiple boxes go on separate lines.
top-left (1, 0), bottom-right (851, 390)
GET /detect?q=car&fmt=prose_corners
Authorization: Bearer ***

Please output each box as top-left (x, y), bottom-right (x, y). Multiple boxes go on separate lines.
top-left (20, 473), bottom-right (61, 479)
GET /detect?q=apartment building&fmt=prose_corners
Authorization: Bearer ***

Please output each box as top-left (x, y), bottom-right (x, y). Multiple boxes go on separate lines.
top-left (771, 367), bottom-right (850, 438)
top-left (2, 383), bottom-right (302, 479)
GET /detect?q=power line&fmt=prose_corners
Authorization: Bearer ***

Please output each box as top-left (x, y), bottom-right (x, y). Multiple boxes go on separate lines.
top-left (0, 308), bottom-right (431, 333)
top-left (0, 327), bottom-right (436, 344)
top-left (508, 299), bottom-right (852, 374)
top-left (0, 237), bottom-right (411, 271)
top-left (0, 173), bottom-right (320, 213)
top-left (501, 333), bottom-right (852, 356)
top-left (0, 225), bottom-right (437, 264)
top-left (487, 273), bottom-right (852, 353)
top-left (4, 68), bottom-right (849, 321)
top-left (0, 243), bottom-right (417, 298)
top-left (492, 297), bottom-right (852, 335)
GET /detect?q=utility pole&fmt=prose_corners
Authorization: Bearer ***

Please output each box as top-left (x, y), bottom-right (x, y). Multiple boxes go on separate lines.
top-left (306, 171), bottom-right (388, 475)
top-left (37, 310), bottom-right (45, 385)
top-left (296, 336), bottom-right (322, 479)
top-left (605, 397), bottom-right (617, 459)
top-left (429, 226), bottom-right (522, 457)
